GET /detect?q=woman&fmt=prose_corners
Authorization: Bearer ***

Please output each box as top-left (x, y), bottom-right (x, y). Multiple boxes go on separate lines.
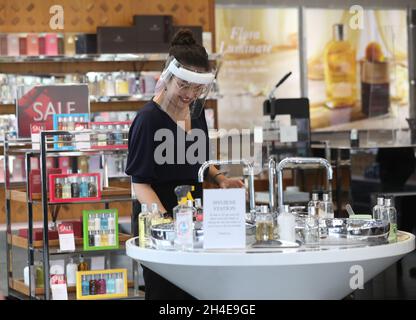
top-left (125, 29), bottom-right (244, 300)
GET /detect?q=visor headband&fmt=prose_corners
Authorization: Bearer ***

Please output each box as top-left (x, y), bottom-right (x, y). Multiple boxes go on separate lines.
top-left (167, 58), bottom-right (215, 85)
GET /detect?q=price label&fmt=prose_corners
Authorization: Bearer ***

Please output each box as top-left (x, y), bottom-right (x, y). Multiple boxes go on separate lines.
top-left (50, 274), bottom-right (68, 300)
top-left (58, 222), bottom-right (75, 252)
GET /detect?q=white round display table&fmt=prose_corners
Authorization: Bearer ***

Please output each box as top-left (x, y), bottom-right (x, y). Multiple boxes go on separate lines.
top-left (126, 232), bottom-right (415, 299)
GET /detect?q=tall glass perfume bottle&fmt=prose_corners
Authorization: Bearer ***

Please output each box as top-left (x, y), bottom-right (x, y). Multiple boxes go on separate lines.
top-left (323, 24), bottom-right (357, 108)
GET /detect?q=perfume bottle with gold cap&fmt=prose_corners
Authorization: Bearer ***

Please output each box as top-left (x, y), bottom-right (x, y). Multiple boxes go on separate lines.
top-left (323, 24), bottom-right (357, 108)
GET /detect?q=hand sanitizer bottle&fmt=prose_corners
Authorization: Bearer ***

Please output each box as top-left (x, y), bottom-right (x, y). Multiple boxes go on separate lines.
top-left (277, 205), bottom-right (296, 242)
top-left (372, 196), bottom-right (385, 220)
top-left (173, 185), bottom-right (194, 251)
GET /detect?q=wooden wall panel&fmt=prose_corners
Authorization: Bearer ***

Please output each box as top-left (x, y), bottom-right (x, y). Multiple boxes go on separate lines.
top-left (0, 0), bottom-right (215, 34)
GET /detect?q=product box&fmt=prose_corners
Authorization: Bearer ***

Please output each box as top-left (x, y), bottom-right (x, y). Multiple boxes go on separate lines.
top-left (172, 25), bottom-right (203, 45)
top-left (76, 268), bottom-right (128, 300)
top-left (82, 209), bottom-right (119, 251)
top-left (132, 15), bottom-right (173, 43)
top-left (29, 168), bottom-right (62, 199)
top-left (89, 121), bottom-right (130, 149)
top-left (49, 172), bottom-right (101, 203)
top-left (19, 35), bottom-right (27, 55)
top-left (44, 33), bottom-right (58, 56)
top-left (57, 34), bottom-right (64, 55)
top-left (0, 34), bottom-right (7, 55)
top-left (7, 34), bottom-right (19, 56)
top-left (64, 33), bottom-right (76, 56)
top-left (53, 113), bottom-right (90, 150)
top-left (18, 228), bottom-right (59, 241)
top-left (38, 35), bottom-right (46, 55)
top-left (96, 27), bottom-right (138, 54)
top-left (26, 34), bottom-right (40, 56)
top-left (75, 34), bottom-right (97, 54)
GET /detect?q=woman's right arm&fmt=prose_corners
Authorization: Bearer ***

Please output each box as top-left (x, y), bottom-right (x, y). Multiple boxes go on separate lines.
top-left (133, 183), bottom-right (167, 213)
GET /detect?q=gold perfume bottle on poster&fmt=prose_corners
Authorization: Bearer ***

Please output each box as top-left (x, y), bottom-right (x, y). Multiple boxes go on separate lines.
top-left (323, 24), bottom-right (357, 108)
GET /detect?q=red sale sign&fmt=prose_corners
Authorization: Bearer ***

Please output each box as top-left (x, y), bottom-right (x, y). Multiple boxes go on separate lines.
top-left (16, 84), bottom-right (89, 138)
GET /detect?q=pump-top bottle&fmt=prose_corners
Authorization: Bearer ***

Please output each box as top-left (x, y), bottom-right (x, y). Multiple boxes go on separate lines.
top-left (372, 197), bottom-right (385, 220)
top-left (173, 185), bottom-right (194, 251)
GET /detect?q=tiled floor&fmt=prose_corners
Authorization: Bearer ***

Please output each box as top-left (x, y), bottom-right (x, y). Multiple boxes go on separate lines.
top-left (1, 225), bottom-right (415, 300)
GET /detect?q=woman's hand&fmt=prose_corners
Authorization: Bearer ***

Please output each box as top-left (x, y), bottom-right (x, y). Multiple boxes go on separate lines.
top-left (216, 175), bottom-right (245, 189)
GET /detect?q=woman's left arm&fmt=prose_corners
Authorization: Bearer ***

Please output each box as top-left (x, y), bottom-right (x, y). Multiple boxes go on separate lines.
top-left (208, 165), bottom-right (245, 188)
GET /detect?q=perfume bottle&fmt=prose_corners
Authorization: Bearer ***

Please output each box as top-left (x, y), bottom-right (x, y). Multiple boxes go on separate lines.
top-left (88, 177), bottom-right (98, 197)
top-left (98, 125), bottom-right (107, 146)
top-left (80, 177), bottom-right (89, 197)
top-left (94, 213), bottom-right (101, 231)
top-left (89, 275), bottom-right (97, 295)
top-left (114, 125), bottom-right (123, 145)
top-left (101, 213), bottom-right (108, 230)
top-left (88, 230), bottom-right (95, 247)
top-left (94, 230), bottom-right (101, 247)
top-left (101, 230), bottom-right (108, 246)
top-left (62, 178), bottom-right (72, 199)
top-left (115, 273), bottom-right (124, 293)
top-left (107, 125), bottom-right (115, 145)
top-left (55, 178), bottom-right (63, 199)
top-left (108, 230), bottom-right (116, 246)
top-left (318, 193), bottom-right (334, 219)
top-left (323, 24), bottom-right (357, 108)
top-left (70, 176), bottom-right (80, 198)
top-left (138, 203), bottom-right (151, 247)
top-left (78, 255), bottom-right (89, 271)
top-left (106, 274), bottom-right (116, 294)
top-left (115, 71), bottom-right (129, 96)
top-left (82, 275), bottom-right (89, 296)
top-left (108, 213), bottom-right (115, 231)
top-left (173, 186), bottom-right (194, 251)
top-left (104, 74), bottom-right (115, 97)
top-left (97, 275), bottom-right (106, 294)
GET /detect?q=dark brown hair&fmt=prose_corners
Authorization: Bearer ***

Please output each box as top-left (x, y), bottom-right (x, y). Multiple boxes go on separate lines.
top-left (168, 29), bottom-right (209, 71)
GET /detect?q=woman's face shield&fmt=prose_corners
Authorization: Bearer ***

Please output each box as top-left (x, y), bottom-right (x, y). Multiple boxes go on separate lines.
top-left (155, 58), bottom-right (215, 119)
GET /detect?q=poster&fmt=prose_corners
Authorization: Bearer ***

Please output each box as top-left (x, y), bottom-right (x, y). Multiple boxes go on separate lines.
top-left (306, 9), bottom-right (408, 131)
top-left (215, 7), bottom-right (300, 131)
top-left (16, 84), bottom-right (89, 138)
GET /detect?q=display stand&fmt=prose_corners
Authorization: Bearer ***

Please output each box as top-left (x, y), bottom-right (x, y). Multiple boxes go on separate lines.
top-left (3, 131), bottom-right (142, 300)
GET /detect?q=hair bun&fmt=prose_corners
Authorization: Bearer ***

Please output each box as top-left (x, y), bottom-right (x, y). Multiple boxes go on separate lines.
top-left (171, 29), bottom-right (196, 46)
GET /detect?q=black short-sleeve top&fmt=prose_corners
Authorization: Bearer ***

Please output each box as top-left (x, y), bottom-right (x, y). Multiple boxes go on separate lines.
top-left (125, 100), bottom-right (210, 212)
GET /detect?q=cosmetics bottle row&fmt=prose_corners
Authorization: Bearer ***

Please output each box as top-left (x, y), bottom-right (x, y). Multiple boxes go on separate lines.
top-left (90, 125), bottom-right (129, 148)
top-left (0, 72), bottom-right (157, 104)
top-left (81, 273), bottom-right (125, 296)
top-left (54, 176), bottom-right (98, 199)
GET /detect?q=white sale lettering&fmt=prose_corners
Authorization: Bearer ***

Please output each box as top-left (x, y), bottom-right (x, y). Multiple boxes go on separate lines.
top-left (32, 101), bottom-right (77, 121)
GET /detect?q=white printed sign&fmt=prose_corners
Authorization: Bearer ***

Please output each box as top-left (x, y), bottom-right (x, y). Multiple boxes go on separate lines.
top-left (203, 188), bottom-right (246, 249)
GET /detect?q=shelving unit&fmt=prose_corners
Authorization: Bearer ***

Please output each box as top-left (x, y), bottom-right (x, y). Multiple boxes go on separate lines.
top-left (3, 131), bottom-right (141, 300)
